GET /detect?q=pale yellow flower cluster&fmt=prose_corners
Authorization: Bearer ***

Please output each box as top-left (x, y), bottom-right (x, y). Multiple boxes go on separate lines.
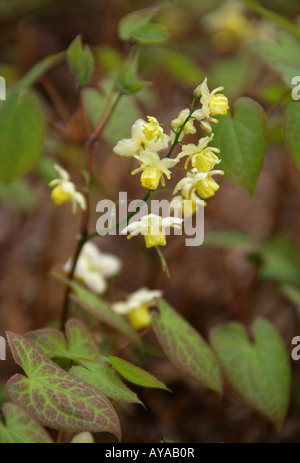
top-left (113, 77), bottom-right (229, 244)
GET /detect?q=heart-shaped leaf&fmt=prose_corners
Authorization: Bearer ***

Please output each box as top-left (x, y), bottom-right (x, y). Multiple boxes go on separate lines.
top-left (152, 300), bottom-right (223, 394)
top-left (284, 103), bottom-right (300, 170)
top-left (213, 97), bottom-right (267, 195)
top-left (67, 35), bottom-right (94, 87)
top-left (0, 90), bottom-right (45, 183)
top-left (0, 403), bottom-right (53, 443)
top-left (70, 360), bottom-right (142, 404)
top-left (27, 319), bottom-right (101, 362)
top-left (210, 318), bottom-right (291, 430)
top-left (6, 332), bottom-right (121, 439)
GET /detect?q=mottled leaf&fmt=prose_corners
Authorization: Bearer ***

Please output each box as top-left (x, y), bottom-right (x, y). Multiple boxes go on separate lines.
top-left (26, 318), bottom-right (101, 362)
top-left (109, 356), bottom-right (169, 391)
top-left (152, 300), bottom-right (223, 394)
top-left (67, 280), bottom-right (137, 340)
top-left (210, 318), bottom-right (291, 430)
top-left (6, 332), bottom-right (121, 439)
top-left (70, 360), bottom-right (142, 404)
top-left (213, 97), bottom-right (267, 195)
top-left (0, 402), bottom-right (53, 443)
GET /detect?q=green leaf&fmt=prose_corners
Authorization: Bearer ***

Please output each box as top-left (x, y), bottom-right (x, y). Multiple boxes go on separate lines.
top-left (251, 30), bottom-right (300, 87)
top-left (67, 35), bottom-right (95, 87)
top-left (152, 300), bottom-right (223, 394)
top-left (204, 231), bottom-right (258, 249)
top-left (157, 49), bottom-right (204, 87)
top-left (15, 52), bottom-right (64, 91)
top-left (0, 402), bottom-right (53, 443)
top-left (6, 331), bottom-right (121, 439)
top-left (119, 6), bottom-right (159, 41)
top-left (83, 87), bottom-right (141, 145)
top-left (284, 103), bottom-right (300, 170)
top-left (213, 97), bottom-right (267, 195)
top-left (27, 318), bottom-right (101, 362)
top-left (109, 356), bottom-right (169, 391)
top-left (258, 236), bottom-right (300, 286)
top-left (113, 55), bottom-right (149, 96)
top-left (133, 23), bottom-right (168, 44)
top-left (64, 279), bottom-right (137, 340)
top-left (210, 318), bottom-right (291, 430)
top-left (0, 178), bottom-right (36, 212)
top-left (70, 360), bottom-right (142, 404)
top-left (0, 91), bottom-right (45, 183)
top-left (281, 284), bottom-right (300, 315)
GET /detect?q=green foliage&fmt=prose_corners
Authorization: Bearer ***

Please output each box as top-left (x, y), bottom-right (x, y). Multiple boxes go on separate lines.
top-left (156, 48), bottom-right (204, 87)
top-left (63, 279), bottom-right (137, 340)
top-left (0, 179), bottom-right (36, 212)
top-left (152, 300), bottom-right (223, 394)
top-left (119, 6), bottom-right (159, 41)
top-left (113, 55), bottom-right (149, 96)
top-left (210, 318), bottom-right (291, 430)
top-left (251, 30), bottom-right (300, 88)
top-left (67, 35), bottom-right (95, 88)
top-left (0, 91), bottom-right (45, 183)
top-left (70, 361), bottom-right (142, 404)
top-left (257, 236), bottom-right (300, 286)
top-left (213, 97), bottom-right (267, 195)
top-left (27, 318), bottom-right (101, 362)
top-left (83, 87), bottom-right (141, 144)
top-left (133, 23), bottom-right (169, 44)
top-left (15, 53), bottom-right (64, 91)
top-left (0, 403), bottom-right (53, 444)
top-left (284, 103), bottom-right (300, 169)
top-left (6, 331), bottom-right (121, 438)
top-left (204, 231), bottom-right (258, 249)
top-left (109, 356), bottom-right (169, 390)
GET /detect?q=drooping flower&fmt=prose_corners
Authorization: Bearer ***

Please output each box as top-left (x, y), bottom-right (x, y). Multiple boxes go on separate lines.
top-left (170, 184), bottom-right (206, 218)
top-left (132, 150), bottom-right (178, 190)
top-left (112, 287), bottom-right (162, 330)
top-left (121, 213), bottom-right (183, 248)
top-left (177, 134), bottom-right (221, 172)
top-left (64, 242), bottom-right (122, 294)
top-left (48, 164), bottom-right (86, 214)
top-left (171, 108), bottom-right (196, 142)
top-left (142, 116), bottom-right (165, 142)
top-left (174, 168), bottom-right (224, 200)
top-left (194, 77), bottom-right (229, 121)
top-left (113, 118), bottom-right (170, 157)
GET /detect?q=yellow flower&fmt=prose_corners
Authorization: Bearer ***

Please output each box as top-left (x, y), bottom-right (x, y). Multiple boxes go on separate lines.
top-left (170, 188), bottom-right (206, 218)
top-left (132, 150), bottom-right (178, 190)
top-left (113, 118), bottom-right (170, 157)
top-left (143, 116), bottom-right (165, 142)
top-left (177, 134), bottom-right (220, 172)
top-left (122, 214), bottom-right (183, 248)
top-left (48, 164), bottom-right (86, 214)
top-left (194, 77), bottom-right (229, 120)
top-left (174, 168), bottom-right (224, 200)
top-left (171, 108), bottom-right (196, 142)
top-left (112, 288), bottom-right (162, 330)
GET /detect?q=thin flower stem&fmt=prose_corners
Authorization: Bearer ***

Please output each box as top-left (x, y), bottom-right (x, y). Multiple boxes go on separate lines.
top-left (80, 92), bottom-right (91, 136)
top-left (155, 246), bottom-right (170, 278)
top-left (90, 91), bottom-right (115, 141)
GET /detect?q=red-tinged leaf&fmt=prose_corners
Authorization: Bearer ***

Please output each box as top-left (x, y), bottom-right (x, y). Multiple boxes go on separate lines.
top-left (6, 332), bottom-right (121, 439)
top-left (109, 356), bottom-right (169, 391)
top-left (70, 361), bottom-right (142, 404)
top-left (27, 319), bottom-right (101, 362)
top-left (0, 402), bottom-right (53, 443)
top-left (152, 300), bottom-right (223, 394)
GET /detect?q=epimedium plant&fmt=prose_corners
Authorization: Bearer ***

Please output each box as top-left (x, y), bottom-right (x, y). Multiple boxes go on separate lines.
top-left (0, 3), bottom-right (297, 443)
